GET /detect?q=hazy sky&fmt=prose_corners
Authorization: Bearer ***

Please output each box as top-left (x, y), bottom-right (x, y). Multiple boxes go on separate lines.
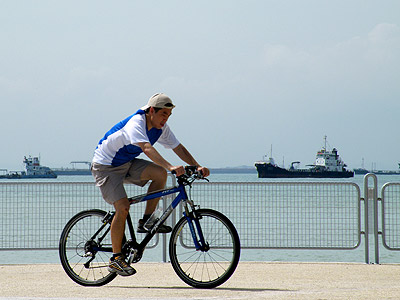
top-left (1, 1), bottom-right (399, 170)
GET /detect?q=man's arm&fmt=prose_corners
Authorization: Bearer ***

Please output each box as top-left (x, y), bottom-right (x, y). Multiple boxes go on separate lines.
top-left (173, 144), bottom-right (210, 177)
top-left (137, 142), bottom-right (185, 176)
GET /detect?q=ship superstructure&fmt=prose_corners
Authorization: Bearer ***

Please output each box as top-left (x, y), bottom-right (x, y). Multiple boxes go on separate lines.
top-left (0, 156), bottom-right (57, 179)
top-left (255, 136), bottom-right (354, 178)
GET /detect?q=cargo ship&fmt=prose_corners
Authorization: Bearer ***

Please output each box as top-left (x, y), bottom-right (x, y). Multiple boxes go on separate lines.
top-left (255, 137), bottom-right (354, 178)
top-left (0, 156), bottom-right (57, 179)
top-left (52, 161), bottom-right (92, 175)
top-left (353, 163), bottom-right (400, 175)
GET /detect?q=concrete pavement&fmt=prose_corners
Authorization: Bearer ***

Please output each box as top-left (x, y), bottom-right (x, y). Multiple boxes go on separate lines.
top-left (1, 262), bottom-right (400, 299)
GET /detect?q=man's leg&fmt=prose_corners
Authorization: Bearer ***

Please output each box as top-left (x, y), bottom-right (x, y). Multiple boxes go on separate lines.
top-left (140, 163), bottom-right (168, 215)
top-left (108, 197), bottom-right (136, 276)
top-left (111, 197), bottom-right (130, 253)
top-left (137, 163), bottom-right (171, 233)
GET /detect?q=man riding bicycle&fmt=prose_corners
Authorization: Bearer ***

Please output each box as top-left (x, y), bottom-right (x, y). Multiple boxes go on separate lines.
top-left (91, 93), bottom-right (209, 276)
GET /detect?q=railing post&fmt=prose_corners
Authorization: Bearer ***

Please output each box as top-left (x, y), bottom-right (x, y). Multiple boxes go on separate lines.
top-left (364, 173), bottom-right (379, 264)
top-left (374, 183), bottom-right (379, 264)
top-left (364, 176), bottom-right (369, 264)
top-left (162, 173), bottom-right (177, 263)
top-left (162, 195), bottom-right (167, 263)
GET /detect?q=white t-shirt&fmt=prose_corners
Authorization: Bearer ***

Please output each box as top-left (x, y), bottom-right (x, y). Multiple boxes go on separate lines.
top-left (93, 110), bottom-right (180, 166)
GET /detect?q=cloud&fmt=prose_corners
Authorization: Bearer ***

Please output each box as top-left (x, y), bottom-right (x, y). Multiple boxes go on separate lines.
top-left (0, 76), bottom-right (32, 94)
top-left (262, 23), bottom-right (400, 70)
top-left (368, 23), bottom-right (400, 43)
top-left (65, 66), bottom-right (111, 92)
top-left (260, 23), bottom-right (400, 103)
top-left (262, 44), bottom-right (312, 68)
top-left (365, 23), bottom-right (400, 64)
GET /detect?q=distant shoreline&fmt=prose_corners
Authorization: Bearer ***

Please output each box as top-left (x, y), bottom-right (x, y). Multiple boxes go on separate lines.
top-left (52, 166), bottom-right (257, 176)
top-left (209, 167), bottom-right (257, 174)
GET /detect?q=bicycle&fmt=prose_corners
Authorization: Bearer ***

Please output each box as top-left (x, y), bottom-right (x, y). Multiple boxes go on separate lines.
top-left (59, 166), bottom-right (241, 289)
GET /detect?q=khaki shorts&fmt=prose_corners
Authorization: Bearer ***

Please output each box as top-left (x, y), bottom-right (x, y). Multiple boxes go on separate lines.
top-left (91, 159), bottom-right (154, 204)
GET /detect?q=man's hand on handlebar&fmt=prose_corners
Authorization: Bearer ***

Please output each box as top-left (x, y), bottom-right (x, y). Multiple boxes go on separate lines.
top-left (170, 165), bottom-right (210, 178)
top-left (197, 166), bottom-right (210, 177)
top-left (170, 165), bottom-right (185, 177)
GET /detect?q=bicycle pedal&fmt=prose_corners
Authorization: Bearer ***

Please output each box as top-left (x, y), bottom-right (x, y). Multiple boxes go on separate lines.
top-left (127, 249), bottom-right (142, 264)
top-left (127, 250), bottom-right (136, 265)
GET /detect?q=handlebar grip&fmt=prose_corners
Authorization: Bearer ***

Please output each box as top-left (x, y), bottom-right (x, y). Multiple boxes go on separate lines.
top-left (171, 166), bottom-right (201, 177)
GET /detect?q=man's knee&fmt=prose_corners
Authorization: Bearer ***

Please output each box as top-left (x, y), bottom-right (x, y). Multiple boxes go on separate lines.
top-left (114, 198), bottom-right (130, 216)
top-left (143, 164), bottom-right (167, 183)
top-left (154, 166), bottom-right (167, 182)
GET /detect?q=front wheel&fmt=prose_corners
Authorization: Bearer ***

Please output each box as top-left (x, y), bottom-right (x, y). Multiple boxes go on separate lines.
top-left (169, 209), bottom-right (240, 288)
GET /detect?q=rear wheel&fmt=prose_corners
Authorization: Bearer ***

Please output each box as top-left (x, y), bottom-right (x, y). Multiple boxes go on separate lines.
top-left (59, 209), bottom-right (117, 286)
top-left (169, 209), bottom-right (240, 288)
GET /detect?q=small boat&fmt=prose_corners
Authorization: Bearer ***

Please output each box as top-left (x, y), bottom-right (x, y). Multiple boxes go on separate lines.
top-left (255, 136), bottom-right (354, 178)
top-left (0, 156), bottom-right (57, 179)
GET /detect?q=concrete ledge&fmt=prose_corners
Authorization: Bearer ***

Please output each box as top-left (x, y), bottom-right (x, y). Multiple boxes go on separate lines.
top-left (1, 262), bottom-right (399, 299)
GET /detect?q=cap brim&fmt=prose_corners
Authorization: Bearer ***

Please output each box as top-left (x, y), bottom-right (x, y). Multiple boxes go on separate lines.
top-left (140, 104), bottom-right (175, 110)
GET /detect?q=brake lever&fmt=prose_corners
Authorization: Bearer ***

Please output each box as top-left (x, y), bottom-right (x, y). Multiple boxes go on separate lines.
top-left (195, 173), bottom-right (209, 182)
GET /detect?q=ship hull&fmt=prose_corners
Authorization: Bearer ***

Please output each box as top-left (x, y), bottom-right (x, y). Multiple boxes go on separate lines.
top-left (255, 163), bottom-right (354, 178)
top-left (354, 168), bottom-right (400, 175)
top-left (53, 169), bottom-right (91, 176)
top-left (0, 174), bottom-right (57, 179)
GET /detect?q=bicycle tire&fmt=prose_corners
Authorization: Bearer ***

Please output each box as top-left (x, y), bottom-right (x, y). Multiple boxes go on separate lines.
top-left (169, 209), bottom-right (240, 288)
top-left (59, 209), bottom-right (117, 286)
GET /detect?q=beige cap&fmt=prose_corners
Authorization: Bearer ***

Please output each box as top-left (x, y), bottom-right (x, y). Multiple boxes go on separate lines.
top-left (141, 93), bottom-right (175, 110)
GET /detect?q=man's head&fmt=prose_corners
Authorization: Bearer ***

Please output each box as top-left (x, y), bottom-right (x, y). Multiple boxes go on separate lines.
top-left (142, 93), bottom-right (175, 111)
top-left (143, 93), bottom-right (175, 129)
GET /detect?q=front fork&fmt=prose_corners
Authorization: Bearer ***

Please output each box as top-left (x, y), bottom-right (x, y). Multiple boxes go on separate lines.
top-left (183, 201), bottom-right (209, 252)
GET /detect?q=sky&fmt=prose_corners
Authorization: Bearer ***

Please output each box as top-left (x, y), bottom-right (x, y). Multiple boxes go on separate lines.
top-left (1, 0), bottom-right (399, 171)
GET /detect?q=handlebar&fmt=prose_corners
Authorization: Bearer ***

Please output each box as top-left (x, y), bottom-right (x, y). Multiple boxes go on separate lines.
top-left (171, 166), bottom-right (208, 185)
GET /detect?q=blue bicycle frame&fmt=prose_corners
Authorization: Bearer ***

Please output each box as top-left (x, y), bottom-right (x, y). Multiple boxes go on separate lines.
top-left (128, 184), bottom-right (186, 232)
top-left (125, 180), bottom-right (207, 253)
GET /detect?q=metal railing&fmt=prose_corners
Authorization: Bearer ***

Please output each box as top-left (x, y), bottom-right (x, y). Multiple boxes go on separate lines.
top-left (1, 175), bottom-right (399, 264)
top-left (381, 182), bottom-right (400, 251)
top-left (185, 182), bottom-right (361, 249)
top-left (0, 182), bottom-right (158, 250)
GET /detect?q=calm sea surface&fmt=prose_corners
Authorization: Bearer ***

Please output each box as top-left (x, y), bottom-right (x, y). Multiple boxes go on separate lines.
top-left (1, 173), bottom-right (400, 264)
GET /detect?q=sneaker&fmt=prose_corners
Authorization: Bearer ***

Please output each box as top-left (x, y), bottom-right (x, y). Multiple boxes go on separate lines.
top-left (108, 255), bottom-right (136, 276)
top-left (137, 219), bottom-right (172, 233)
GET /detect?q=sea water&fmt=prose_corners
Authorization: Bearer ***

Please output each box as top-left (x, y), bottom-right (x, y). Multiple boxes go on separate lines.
top-left (1, 173), bottom-right (399, 264)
